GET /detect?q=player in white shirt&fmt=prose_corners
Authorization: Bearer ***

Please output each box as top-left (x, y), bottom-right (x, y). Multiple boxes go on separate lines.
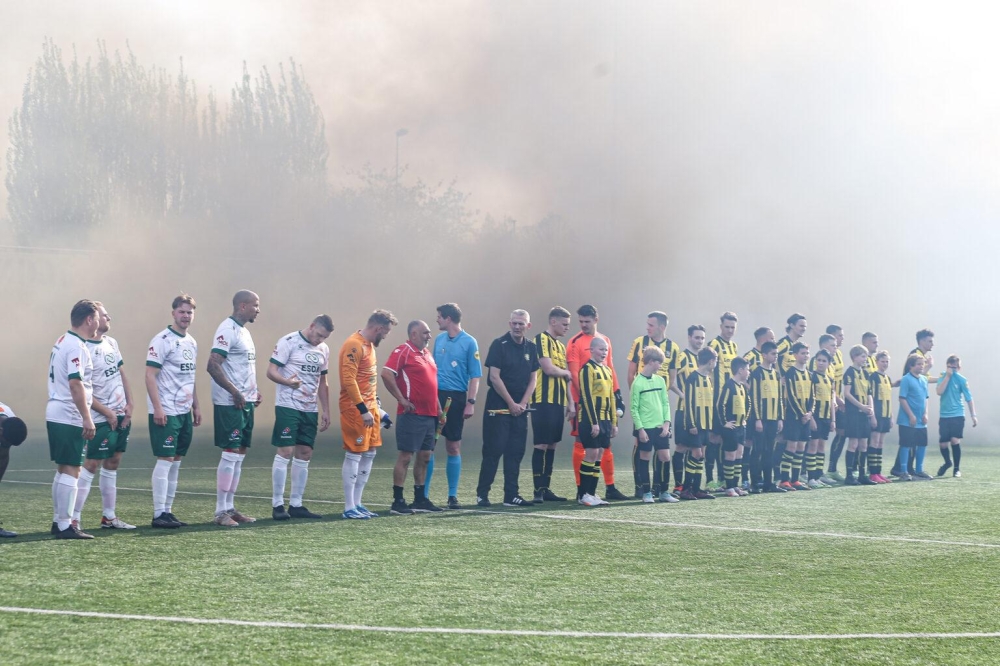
top-left (47, 300), bottom-right (101, 539)
top-left (146, 294), bottom-right (202, 529)
top-left (267, 315), bottom-right (334, 520)
top-left (207, 290), bottom-right (262, 527)
top-left (72, 302), bottom-right (137, 530)
top-left (0, 401), bottom-right (28, 537)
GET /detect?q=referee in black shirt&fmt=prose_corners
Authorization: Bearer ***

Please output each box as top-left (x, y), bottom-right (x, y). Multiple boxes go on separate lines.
top-left (476, 310), bottom-right (540, 508)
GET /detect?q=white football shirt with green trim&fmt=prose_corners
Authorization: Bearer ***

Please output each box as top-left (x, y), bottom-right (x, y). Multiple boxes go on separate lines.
top-left (146, 326), bottom-right (198, 415)
top-left (270, 331), bottom-right (330, 413)
top-left (89, 335), bottom-right (126, 423)
top-left (210, 317), bottom-right (258, 406)
top-left (46, 331), bottom-right (93, 426)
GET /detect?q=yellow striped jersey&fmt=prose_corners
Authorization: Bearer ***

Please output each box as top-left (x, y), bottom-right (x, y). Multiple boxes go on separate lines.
top-left (716, 377), bottom-right (749, 428)
top-left (864, 352), bottom-right (877, 375)
top-left (676, 348), bottom-right (698, 412)
top-left (743, 347), bottom-right (764, 373)
top-left (776, 336), bottom-right (797, 373)
top-left (579, 359), bottom-right (616, 425)
top-left (533, 331), bottom-right (568, 406)
top-left (748, 365), bottom-right (784, 421)
top-left (811, 370), bottom-right (834, 420)
top-left (682, 370), bottom-right (714, 431)
top-left (842, 365), bottom-right (871, 413)
top-left (784, 366), bottom-right (814, 420)
top-left (831, 348), bottom-right (845, 393)
top-left (628, 335), bottom-right (680, 390)
top-left (870, 370), bottom-right (893, 419)
top-left (810, 350), bottom-right (845, 396)
top-left (709, 336), bottom-right (739, 396)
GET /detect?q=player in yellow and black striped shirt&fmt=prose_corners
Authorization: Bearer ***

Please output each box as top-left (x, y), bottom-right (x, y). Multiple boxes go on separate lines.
top-left (743, 327), bottom-right (774, 374)
top-left (706, 312), bottom-right (739, 490)
top-left (577, 338), bottom-right (618, 506)
top-left (671, 325), bottom-right (706, 493)
top-left (822, 325), bottom-right (849, 479)
top-left (781, 342), bottom-right (814, 490)
top-left (861, 332), bottom-right (879, 375)
top-left (747, 341), bottom-right (784, 493)
top-left (530, 307), bottom-right (573, 502)
top-left (677, 347), bottom-right (717, 500)
top-left (842, 345), bottom-right (875, 485)
top-left (627, 311), bottom-right (681, 498)
top-left (867, 350), bottom-right (893, 483)
top-left (776, 314), bottom-right (807, 374)
top-left (807, 349), bottom-right (837, 487)
top-left (717, 355), bottom-right (751, 496)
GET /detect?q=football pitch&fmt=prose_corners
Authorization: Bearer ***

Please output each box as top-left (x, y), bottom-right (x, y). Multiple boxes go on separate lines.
top-left (1, 433), bottom-right (999, 665)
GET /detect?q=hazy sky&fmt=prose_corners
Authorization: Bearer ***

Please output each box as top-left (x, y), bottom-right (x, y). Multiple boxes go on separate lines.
top-left (1, 1), bottom-right (996, 425)
top-left (3, 1), bottom-right (996, 232)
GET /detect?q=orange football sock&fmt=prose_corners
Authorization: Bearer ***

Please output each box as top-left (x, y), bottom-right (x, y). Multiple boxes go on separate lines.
top-left (572, 441), bottom-right (585, 486)
top-left (601, 447), bottom-right (615, 485)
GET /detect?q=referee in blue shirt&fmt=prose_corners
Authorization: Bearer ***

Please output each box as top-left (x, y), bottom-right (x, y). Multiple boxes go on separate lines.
top-left (429, 303), bottom-right (483, 509)
top-left (935, 355), bottom-right (977, 477)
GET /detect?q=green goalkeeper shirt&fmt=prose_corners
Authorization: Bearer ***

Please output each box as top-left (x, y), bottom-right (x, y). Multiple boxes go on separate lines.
top-left (630, 372), bottom-right (671, 429)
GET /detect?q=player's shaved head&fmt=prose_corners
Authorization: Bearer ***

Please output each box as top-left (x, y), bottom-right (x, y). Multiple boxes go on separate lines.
top-left (589, 337), bottom-right (608, 351)
top-left (232, 290), bottom-right (258, 307)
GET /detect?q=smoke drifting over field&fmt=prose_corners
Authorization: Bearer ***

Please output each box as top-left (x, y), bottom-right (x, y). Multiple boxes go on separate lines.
top-left (1, 2), bottom-right (996, 435)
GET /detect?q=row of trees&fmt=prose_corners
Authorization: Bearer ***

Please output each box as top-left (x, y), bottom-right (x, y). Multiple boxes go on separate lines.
top-left (2, 40), bottom-right (600, 313)
top-left (5, 40), bottom-right (329, 235)
top-left (5, 41), bottom-right (495, 253)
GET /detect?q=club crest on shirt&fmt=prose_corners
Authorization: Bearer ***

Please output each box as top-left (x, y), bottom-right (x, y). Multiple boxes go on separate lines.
top-left (524, 353), bottom-right (529, 361)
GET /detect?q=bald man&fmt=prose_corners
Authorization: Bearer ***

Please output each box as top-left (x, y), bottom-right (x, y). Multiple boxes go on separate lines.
top-left (207, 290), bottom-right (262, 527)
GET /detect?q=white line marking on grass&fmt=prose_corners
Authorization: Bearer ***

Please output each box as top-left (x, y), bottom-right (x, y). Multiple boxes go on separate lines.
top-left (0, 480), bottom-right (391, 508)
top-left (1, 606), bottom-right (998, 640)
top-left (465, 510), bottom-right (1000, 549)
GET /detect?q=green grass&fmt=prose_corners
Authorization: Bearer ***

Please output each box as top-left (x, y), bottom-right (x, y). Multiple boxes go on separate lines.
top-left (1, 433), bottom-right (998, 665)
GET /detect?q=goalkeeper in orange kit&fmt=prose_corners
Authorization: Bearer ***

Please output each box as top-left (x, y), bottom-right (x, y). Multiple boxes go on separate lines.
top-left (566, 304), bottom-right (629, 501)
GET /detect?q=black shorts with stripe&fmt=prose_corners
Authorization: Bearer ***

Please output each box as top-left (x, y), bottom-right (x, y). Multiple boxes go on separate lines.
top-left (438, 390), bottom-right (467, 442)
